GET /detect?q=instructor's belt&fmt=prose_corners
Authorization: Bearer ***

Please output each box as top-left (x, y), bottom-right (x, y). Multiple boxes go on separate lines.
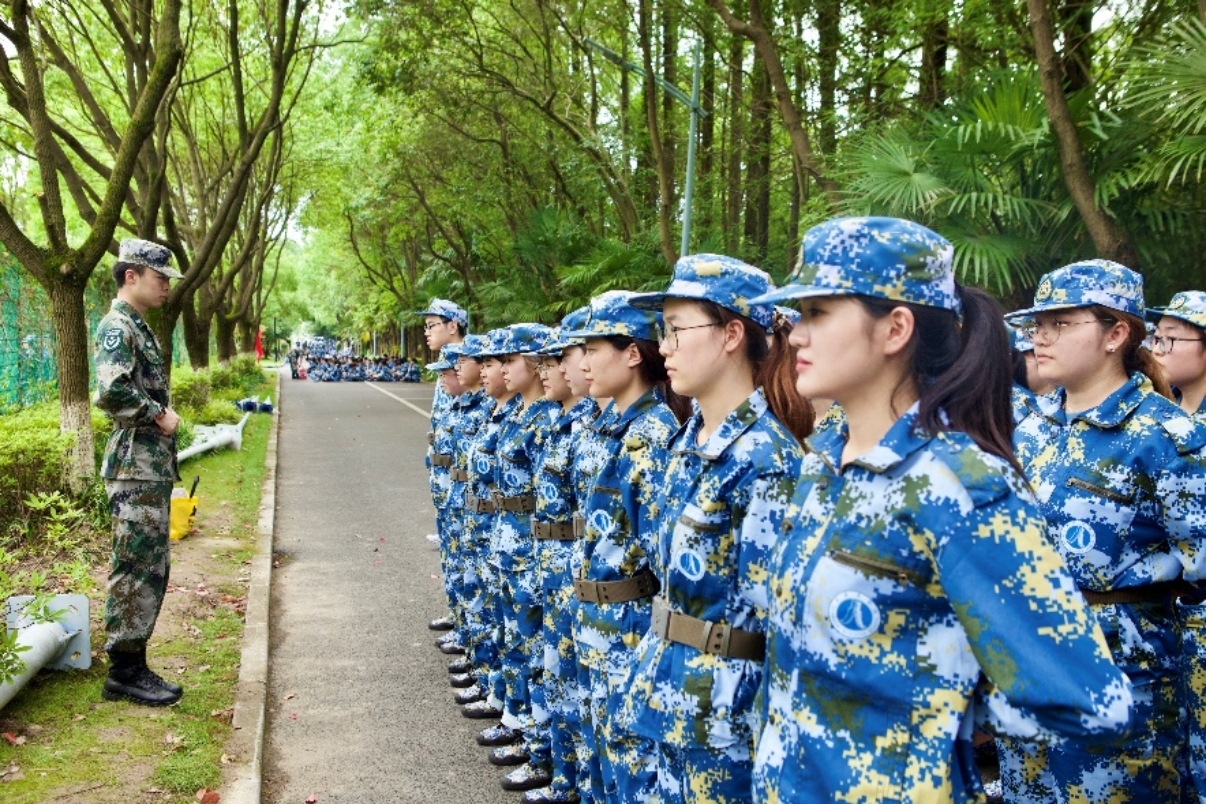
top-left (430, 455), bottom-right (453, 468)
top-left (649, 596), bottom-right (765, 661)
top-left (531, 520), bottom-right (576, 541)
top-left (492, 492), bottom-right (535, 514)
top-left (466, 493), bottom-right (497, 514)
top-left (573, 568), bottom-right (659, 605)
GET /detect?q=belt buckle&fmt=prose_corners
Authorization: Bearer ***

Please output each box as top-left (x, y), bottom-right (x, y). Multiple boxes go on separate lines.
top-left (650, 597), bottom-right (669, 639)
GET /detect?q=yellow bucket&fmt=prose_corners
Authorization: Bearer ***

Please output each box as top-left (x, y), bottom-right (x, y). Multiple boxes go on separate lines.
top-left (169, 496), bottom-right (198, 540)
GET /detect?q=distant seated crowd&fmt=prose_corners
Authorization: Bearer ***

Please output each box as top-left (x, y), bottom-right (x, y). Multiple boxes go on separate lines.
top-left (301, 354), bottom-right (422, 382)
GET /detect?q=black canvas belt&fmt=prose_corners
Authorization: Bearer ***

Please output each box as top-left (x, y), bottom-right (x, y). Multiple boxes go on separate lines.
top-left (532, 521), bottom-right (576, 541)
top-left (649, 596), bottom-right (765, 661)
top-left (1082, 581), bottom-right (1181, 606)
top-left (493, 492), bottom-right (535, 514)
top-left (573, 568), bottom-right (659, 605)
top-left (430, 455), bottom-right (453, 468)
top-left (466, 493), bottom-right (497, 514)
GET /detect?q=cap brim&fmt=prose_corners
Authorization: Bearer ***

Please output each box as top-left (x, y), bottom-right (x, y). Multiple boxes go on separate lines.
top-left (151, 266), bottom-right (185, 280)
top-left (627, 292), bottom-right (666, 310)
top-left (1003, 301), bottom-right (1086, 323)
top-left (747, 284), bottom-right (859, 306)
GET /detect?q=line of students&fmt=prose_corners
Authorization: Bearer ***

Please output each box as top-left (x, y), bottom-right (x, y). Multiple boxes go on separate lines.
top-left (419, 216), bottom-right (1206, 804)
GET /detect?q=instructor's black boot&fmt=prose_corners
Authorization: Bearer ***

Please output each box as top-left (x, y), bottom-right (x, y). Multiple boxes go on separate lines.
top-left (136, 648), bottom-right (183, 697)
top-left (103, 651), bottom-right (181, 707)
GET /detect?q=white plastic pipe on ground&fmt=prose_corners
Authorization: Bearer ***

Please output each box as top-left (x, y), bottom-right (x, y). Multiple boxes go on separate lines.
top-left (179, 409), bottom-right (252, 462)
top-left (0, 622), bottom-right (71, 710)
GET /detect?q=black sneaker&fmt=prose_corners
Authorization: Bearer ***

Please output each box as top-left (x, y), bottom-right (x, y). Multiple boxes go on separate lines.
top-left (103, 669), bottom-right (181, 707)
top-left (489, 744), bottom-right (530, 767)
top-left (447, 657), bottom-right (473, 674)
top-left (449, 672), bottom-right (476, 689)
top-left (428, 616), bottom-right (455, 631)
top-left (141, 666), bottom-right (184, 697)
top-left (454, 684), bottom-right (486, 705)
top-left (476, 725), bottom-right (521, 746)
top-left (502, 765), bottom-right (552, 791)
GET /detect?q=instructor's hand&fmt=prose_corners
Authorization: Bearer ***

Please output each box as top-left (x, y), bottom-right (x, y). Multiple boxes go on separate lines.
top-left (156, 407), bottom-right (181, 436)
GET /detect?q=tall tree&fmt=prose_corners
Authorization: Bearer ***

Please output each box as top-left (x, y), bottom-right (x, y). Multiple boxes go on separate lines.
top-left (0, 0), bottom-right (184, 488)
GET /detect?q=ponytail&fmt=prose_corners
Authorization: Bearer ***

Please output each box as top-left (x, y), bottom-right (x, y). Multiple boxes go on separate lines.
top-left (1086, 306), bottom-right (1173, 400)
top-left (693, 301), bottom-right (815, 444)
top-left (860, 286), bottom-right (1021, 474)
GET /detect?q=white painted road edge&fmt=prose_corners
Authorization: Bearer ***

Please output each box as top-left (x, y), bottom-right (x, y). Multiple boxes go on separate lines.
top-left (366, 381), bottom-right (433, 419)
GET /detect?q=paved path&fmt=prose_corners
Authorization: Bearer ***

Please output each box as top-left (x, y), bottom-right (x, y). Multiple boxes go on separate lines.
top-left (263, 378), bottom-right (513, 804)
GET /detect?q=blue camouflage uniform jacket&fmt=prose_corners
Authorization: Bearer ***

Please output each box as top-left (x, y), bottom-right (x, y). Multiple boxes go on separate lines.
top-left (492, 397), bottom-right (560, 573)
top-left (451, 389), bottom-right (491, 509)
top-left (575, 389), bottom-right (678, 675)
top-left (1013, 373), bottom-right (1206, 680)
top-left (428, 386), bottom-right (459, 509)
top-left (753, 405), bottom-right (1132, 804)
top-left (93, 300), bottom-right (179, 482)
top-left (470, 395), bottom-right (521, 516)
top-left (621, 390), bottom-right (804, 751)
top-left (534, 397), bottom-right (599, 586)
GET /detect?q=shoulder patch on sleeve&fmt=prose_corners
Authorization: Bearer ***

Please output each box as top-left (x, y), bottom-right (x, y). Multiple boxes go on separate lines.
top-left (102, 328), bottom-right (124, 351)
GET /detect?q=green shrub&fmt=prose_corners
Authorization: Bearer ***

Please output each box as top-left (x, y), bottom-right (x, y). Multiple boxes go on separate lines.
top-left (191, 399), bottom-right (243, 426)
top-left (207, 364), bottom-right (237, 391)
top-left (0, 404), bottom-right (74, 526)
top-left (172, 369), bottom-right (212, 411)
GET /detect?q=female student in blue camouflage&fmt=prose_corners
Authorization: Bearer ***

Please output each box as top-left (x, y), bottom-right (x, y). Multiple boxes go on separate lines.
top-left (748, 217), bottom-right (1133, 804)
top-left (426, 346), bottom-right (469, 652)
top-left (996, 267), bottom-right (1206, 804)
top-left (1149, 291), bottom-right (1206, 804)
top-left (563, 291), bottom-right (683, 804)
top-left (524, 310), bottom-right (600, 804)
top-left (619, 255), bottom-right (810, 804)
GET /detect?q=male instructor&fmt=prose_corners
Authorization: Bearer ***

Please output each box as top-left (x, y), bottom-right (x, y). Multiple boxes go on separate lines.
top-left (93, 239), bottom-right (185, 706)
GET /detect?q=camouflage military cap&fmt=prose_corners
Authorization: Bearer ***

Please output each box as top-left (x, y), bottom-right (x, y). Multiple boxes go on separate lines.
top-left (1006, 260), bottom-right (1145, 322)
top-left (497, 322), bottom-right (553, 355)
top-left (475, 328), bottom-right (512, 359)
top-left (630, 254), bottom-right (775, 330)
top-left (748, 217), bottom-right (961, 318)
top-left (426, 343), bottom-right (465, 371)
top-left (119, 239), bottom-right (183, 280)
top-left (1010, 324), bottom-right (1035, 353)
top-left (415, 298), bottom-right (469, 327)
top-left (775, 305), bottom-right (801, 328)
top-left (563, 290), bottom-right (660, 342)
top-left (536, 306), bottom-right (591, 355)
top-left (1147, 291), bottom-right (1206, 330)
top-left (458, 334), bottom-right (490, 359)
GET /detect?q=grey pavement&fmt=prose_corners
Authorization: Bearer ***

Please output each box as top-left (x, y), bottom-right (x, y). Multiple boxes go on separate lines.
top-left (262, 378), bottom-right (515, 804)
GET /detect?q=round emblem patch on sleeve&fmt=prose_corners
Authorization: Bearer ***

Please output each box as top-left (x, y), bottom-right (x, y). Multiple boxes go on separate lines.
top-left (102, 328), bottom-right (124, 351)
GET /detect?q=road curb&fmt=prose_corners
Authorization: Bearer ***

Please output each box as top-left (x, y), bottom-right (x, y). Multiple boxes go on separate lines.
top-left (223, 368), bottom-right (281, 804)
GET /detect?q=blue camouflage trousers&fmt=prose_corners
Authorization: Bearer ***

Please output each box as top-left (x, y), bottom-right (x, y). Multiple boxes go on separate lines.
top-left (578, 648), bottom-right (605, 802)
top-left (436, 505), bottom-right (468, 627)
top-left (657, 742), bottom-right (753, 804)
top-left (530, 575), bottom-right (582, 797)
top-left (1179, 600), bottom-right (1206, 804)
top-left (104, 480), bottom-right (173, 653)
top-left (586, 664), bottom-right (660, 804)
top-left (495, 566), bottom-right (544, 744)
top-left (461, 513), bottom-right (501, 688)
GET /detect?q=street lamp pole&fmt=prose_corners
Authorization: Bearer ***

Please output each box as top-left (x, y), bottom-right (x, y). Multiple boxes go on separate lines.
top-left (583, 37), bottom-right (708, 258)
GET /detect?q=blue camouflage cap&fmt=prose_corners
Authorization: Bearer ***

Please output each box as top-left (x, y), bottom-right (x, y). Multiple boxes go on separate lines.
top-left (748, 217), bottom-right (961, 318)
top-left (1006, 260), bottom-right (1145, 322)
top-left (497, 323), bottom-right (553, 355)
top-left (458, 334), bottom-right (490, 359)
top-left (537, 306), bottom-right (591, 356)
top-left (630, 254), bottom-right (775, 330)
top-left (119, 238), bottom-right (183, 280)
top-left (1009, 324), bottom-right (1034, 353)
top-left (1147, 291), bottom-right (1206, 330)
top-left (426, 343), bottom-right (465, 371)
top-left (415, 298), bottom-right (469, 328)
top-left (563, 290), bottom-right (660, 342)
top-left (476, 328), bottom-right (511, 358)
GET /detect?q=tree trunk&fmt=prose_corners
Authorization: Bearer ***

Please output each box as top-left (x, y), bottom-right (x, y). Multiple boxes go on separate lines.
top-left (215, 310), bottom-right (237, 363)
top-left (920, 9), bottom-right (949, 109)
top-left (744, 62), bottom-right (772, 262)
top-left (47, 279), bottom-right (95, 491)
top-left (816, 0), bottom-right (840, 156)
top-left (724, 34), bottom-right (744, 253)
top-left (1200, 0), bottom-right (1206, 25)
top-left (699, 12), bottom-right (716, 236)
top-left (181, 299), bottom-right (211, 369)
top-left (639, 0), bottom-right (678, 265)
top-left (1027, 0), bottom-right (1139, 265)
top-left (238, 319), bottom-right (255, 354)
top-left (1059, 0), bottom-right (1093, 93)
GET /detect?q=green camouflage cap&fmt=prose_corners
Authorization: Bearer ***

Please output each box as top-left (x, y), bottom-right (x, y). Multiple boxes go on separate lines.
top-left (119, 239), bottom-right (183, 280)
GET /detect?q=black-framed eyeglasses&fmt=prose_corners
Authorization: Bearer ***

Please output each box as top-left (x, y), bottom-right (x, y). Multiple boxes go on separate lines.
top-left (1146, 335), bottom-right (1205, 353)
top-left (423, 321), bottom-right (446, 332)
top-left (657, 321), bottom-right (720, 351)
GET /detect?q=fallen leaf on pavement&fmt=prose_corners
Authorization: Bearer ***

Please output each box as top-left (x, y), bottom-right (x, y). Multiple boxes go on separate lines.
top-left (196, 788), bottom-right (220, 803)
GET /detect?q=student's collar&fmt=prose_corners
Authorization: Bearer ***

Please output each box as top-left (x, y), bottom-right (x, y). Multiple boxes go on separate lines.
top-left (808, 402), bottom-right (931, 475)
top-left (1034, 372), bottom-right (1147, 428)
top-left (600, 387), bottom-right (663, 435)
top-left (672, 389), bottom-right (766, 461)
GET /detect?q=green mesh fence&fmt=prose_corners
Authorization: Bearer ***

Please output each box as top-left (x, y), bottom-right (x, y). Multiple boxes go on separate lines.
top-left (1, 252), bottom-right (185, 412)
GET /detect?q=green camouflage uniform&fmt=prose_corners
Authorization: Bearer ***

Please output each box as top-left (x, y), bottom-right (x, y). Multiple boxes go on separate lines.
top-left (93, 299), bottom-right (179, 654)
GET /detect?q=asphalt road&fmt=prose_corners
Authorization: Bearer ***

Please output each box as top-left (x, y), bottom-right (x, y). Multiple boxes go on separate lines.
top-left (263, 378), bottom-right (515, 804)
